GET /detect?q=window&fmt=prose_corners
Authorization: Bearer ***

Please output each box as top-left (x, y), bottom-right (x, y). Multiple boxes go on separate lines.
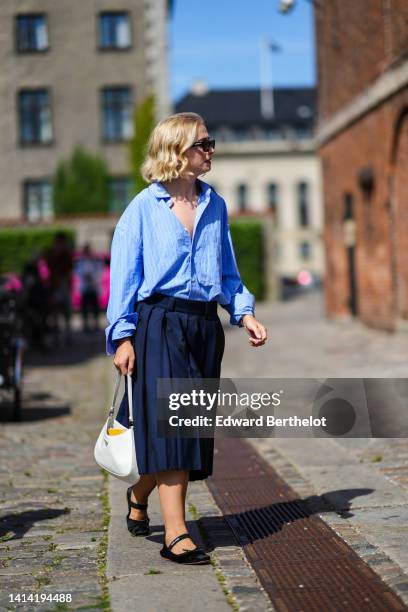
top-left (234, 127), bottom-right (248, 142)
top-left (283, 125), bottom-right (297, 140)
top-left (18, 89), bottom-right (53, 145)
top-left (23, 180), bottom-right (53, 221)
top-left (265, 126), bottom-right (282, 140)
top-left (108, 177), bottom-right (134, 213)
top-left (102, 87), bottom-right (133, 141)
top-left (237, 184), bottom-right (248, 212)
top-left (296, 126), bottom-right (313, 139)
top-left (249, 125), bottom-right (265, 140)
top-left (297, 181), bottom-right (310, 227)
top-left (99, 12), bottom-right (131, 49)
top-left (343, 192), bottom-right (354, 220)
top-left (267, 182), bottom-right (279, 218)
top-left (15, 14), bottom-right (48, 52)
top-left (213, 127), bottom-right (233, 142)
top-left (299, 241), bottom-right (311, 260)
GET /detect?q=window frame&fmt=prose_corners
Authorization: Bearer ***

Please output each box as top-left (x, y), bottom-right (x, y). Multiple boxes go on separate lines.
top-left (97, 11), bottom-right (133, 52)
top-left (343, 192), bottom-right (354, 221)
top-left (299, 241), bottom-right (312, 260)
top-left (15, 13), bottom-right (49, 54)
top-left (237, 183), bottom-right (248, 213)
top-left (267, 182), bottom-right (279, 219)
top-left (100, 85), bottom-right (134, 143)
top-left (17, 88), bottom-right (54, 147)
top-left (22, 178), bottom-right (54, 222)
top-left (297, 180), bottom-right (310, 227)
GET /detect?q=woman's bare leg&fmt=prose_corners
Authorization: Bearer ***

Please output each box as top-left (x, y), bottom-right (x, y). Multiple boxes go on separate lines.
top-left (156, 469), bottom-right (196, 554)
top-left (130, 474), bottom-right (157, 520)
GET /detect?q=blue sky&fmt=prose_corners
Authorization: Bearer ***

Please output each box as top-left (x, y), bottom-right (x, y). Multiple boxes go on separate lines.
top-left (169, 0), bottom-right (316, 103)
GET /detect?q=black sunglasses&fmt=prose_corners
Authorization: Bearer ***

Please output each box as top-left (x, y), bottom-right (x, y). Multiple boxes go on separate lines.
top-left (191, 138), bottom-right (216, 152)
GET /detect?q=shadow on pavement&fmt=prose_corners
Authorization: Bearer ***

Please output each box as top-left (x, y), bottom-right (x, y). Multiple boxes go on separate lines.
top-left (184, 488), bottom-right (373, 551)
top-left (24, 329), bottom-right (106, 369)
top-left (0, 389), bottom-right (71, 423)
top-left (0, 508), bottom-right (70, 541)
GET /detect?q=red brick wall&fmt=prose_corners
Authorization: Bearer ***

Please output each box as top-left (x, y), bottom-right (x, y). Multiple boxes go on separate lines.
top-left (393, 109), bottom-right (408, 321)
top-left (314, 0), bottom-right (408, 120)
top-left (320, 89), bottom-right (408, 330)
top-left (388, 1), bottom-right (408, 64)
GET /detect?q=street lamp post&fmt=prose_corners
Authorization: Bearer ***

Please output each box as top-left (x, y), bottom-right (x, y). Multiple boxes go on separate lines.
top-left (259, 37), bottom-right (281, 120)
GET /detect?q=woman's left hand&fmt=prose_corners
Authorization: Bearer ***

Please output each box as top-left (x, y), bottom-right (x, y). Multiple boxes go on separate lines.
top-left (241, 315), bottom-right (267, 347)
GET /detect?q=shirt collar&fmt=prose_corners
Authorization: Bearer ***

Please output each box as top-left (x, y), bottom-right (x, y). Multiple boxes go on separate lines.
top-left (149, 179), bottom-right (212, 208)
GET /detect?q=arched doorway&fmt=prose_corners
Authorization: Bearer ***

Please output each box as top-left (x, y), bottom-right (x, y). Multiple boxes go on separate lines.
top-left (390, 108), bottom-right (408, 323)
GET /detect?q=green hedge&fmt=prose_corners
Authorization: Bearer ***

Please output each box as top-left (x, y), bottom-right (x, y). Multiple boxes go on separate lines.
top-left (229, 219), bottom-right (265, 300)
top-left (0, 222), bottom-right (265, 300)
top-left (0, 227), bottom-right (76, 275)
top-left (53, 146), bottom-right (110, 215)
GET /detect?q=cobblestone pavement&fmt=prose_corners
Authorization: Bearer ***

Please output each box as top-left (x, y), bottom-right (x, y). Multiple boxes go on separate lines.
top-left (0, 325), bottom-right (112, 611)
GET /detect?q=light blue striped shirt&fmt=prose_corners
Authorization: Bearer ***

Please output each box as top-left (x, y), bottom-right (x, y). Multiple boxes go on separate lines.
top-left (105, 179), bottom-right (255, 355)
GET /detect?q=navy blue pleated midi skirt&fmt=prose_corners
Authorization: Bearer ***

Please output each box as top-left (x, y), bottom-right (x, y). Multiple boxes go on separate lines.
top-left (115, 293), bottom-right (225, 481)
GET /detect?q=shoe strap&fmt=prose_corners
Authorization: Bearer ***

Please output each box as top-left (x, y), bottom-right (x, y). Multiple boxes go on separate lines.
top-left (168, 533), bottom-right (190, 551)
top-left (127, 487), bottom-right (147, 510)
top-left (130, 501), bottom-right (147, 510)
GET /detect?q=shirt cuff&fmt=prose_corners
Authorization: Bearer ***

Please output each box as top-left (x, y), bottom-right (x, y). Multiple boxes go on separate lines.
top-left (105, 313), bottom-right (139, 355)
top-left (228, 291), bottom-right (255, 326)
top-left (230, 308), bottom-right (255, 327)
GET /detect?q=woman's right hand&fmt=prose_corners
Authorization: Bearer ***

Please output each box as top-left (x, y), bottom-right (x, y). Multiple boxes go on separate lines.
top-left (113, 337), bottom-right (135, 375)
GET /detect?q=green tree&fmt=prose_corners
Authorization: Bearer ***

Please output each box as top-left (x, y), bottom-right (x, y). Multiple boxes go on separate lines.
top-left (129, 94), bottom-right (156, 194)
top-left (53, 146), bottom-right (110, 215)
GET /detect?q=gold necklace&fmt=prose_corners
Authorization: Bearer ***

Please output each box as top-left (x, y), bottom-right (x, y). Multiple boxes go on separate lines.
top-left (172, 195), bottom-right (198, 208)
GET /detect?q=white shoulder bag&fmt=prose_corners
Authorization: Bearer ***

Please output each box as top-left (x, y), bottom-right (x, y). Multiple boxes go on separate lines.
top-left (94, 370), bottom-right (140, 484)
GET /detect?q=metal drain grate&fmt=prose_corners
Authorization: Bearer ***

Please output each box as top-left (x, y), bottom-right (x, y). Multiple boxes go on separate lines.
top-left (207, 438), bottom-right (407, 612)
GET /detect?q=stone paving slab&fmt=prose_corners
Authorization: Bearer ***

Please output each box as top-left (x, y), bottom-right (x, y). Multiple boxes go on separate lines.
top-left (107, 477), bottom-right (232, 612)
top-left (261, 439), bottom-right (408, 510)
top-left (187, 479), bottom-right (274, 612)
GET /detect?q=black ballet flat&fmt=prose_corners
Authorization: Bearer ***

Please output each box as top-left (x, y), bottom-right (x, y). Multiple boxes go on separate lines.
top-left (160, 532), bottom-right (211, 565)
top-left (126, 486), bottom-right (150, 537)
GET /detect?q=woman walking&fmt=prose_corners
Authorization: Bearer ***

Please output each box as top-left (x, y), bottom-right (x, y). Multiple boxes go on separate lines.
top-left (105, 112), bottom-right (267, 565)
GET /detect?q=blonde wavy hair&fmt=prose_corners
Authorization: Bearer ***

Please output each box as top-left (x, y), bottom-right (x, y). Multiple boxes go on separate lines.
top-left (141, 112), bottom-right (205, 183)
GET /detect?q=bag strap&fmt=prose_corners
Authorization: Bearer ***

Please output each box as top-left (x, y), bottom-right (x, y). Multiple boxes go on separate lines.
top-left (107, 370), bottom-right (133, 428)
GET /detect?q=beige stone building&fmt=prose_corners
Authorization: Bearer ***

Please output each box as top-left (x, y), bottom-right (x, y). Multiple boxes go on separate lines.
top-left (0, 0), bottom-right (171, 226)
top-left (176, 86), bottom-right (324, 282)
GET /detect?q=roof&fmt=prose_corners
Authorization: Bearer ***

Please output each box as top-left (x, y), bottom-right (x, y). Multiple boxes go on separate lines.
top-left (175, 87), bottom-right (316, 127)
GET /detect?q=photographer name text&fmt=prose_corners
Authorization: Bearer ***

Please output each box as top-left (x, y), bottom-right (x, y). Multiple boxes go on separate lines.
top-left (168, 415), bottom-right (327, 428)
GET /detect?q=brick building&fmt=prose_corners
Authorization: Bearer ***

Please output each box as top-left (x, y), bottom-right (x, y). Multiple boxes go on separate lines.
top-left (314, 1), bottom-right (408, 330)
top-left (0, 0), bottom-right (171, 225)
